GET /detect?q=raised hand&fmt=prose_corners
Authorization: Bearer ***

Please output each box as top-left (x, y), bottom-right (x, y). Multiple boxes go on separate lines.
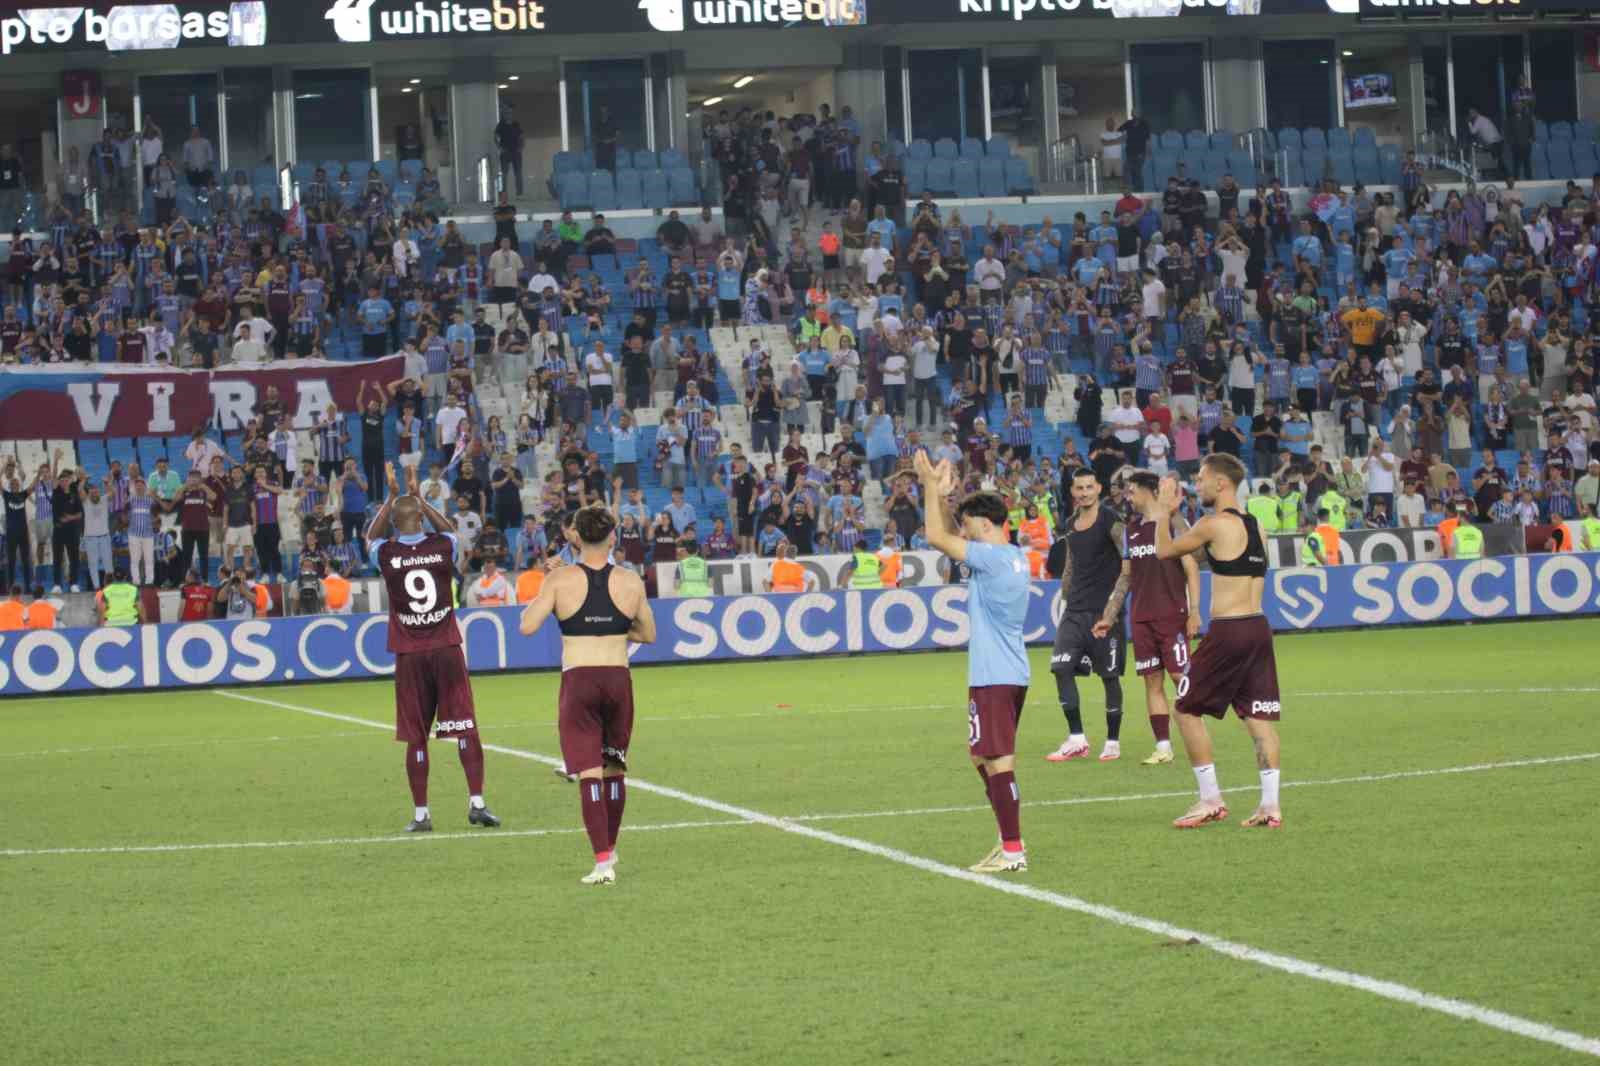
top-left (1157, 475), bottom-right (1182, 515)
top-left (385, 462), bottom-right (400, 497)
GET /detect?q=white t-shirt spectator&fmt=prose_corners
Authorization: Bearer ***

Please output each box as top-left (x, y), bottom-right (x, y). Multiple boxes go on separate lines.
top-left (1507, 305), bottom-right (1539, 333)
top-left (861, 246), bottom-right (891, 286)
top-left (1100, 128), bottom-right (1122, 163)
top-left (1143, 431), bottom-right (1171, 473)
top-left (1468, 113), bottom-right (1501, 146)
top-left (1141, 277), bottom-right (1167, 319)
top-left (1396, 490), bottom-right (1425, 527)
top-left (585, 350), bottom-right (614, 387)
top-left (911, 339), bottom-right (938, 380)
top-left (1366, 450), bottom-right (1398, 494)
top-left (882, 352), bottom-right (908, 386)
top-left (83, 495), bottom-right (110, 537)
top-left (185, 437), bottom-right (226, 473)
top-left (469, 571), bottom-right (513, 605)
top-left (453, 510), bottom-right (482, 550)
top-left (974, 256), bottom-right (1005, 293)
top-left (1108, 403), bottom-right (1144, 444)
top-left (435, 403), bottom-right (467, 448)
top-left (878, 311), bottom-right (904, 339)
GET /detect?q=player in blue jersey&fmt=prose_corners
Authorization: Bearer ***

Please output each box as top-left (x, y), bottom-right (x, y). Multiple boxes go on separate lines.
top-left (913, 450), bottom-right (1033, 873)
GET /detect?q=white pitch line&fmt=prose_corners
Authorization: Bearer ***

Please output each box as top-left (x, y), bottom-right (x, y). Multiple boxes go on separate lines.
top-left (0, 818), bottom-right (744, 858)
top-left (214, 689), bottom-right (1600, 1060)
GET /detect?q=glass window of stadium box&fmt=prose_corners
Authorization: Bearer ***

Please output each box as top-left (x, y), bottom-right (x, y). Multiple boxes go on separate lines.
top-left (906, 48), bottom-right (986, 144)
top-left (134, 71), bottom-right (219, 222)
top-left (1528, 30), bottom-right (1577, 125)
top-left (1337, 37), bottom-right (1412, 150)
top-left (1129, 42), bottom-right (1208, 137)
top-left (293, 69), bottom-right (375, 171)
top-left (223, 68), bottom-right (276, 175)
top-left (565, 59), bottom-right (649, 173)
top-left (486, 63), bottom-right (559, 203)
top-left (689, 66), bottom-right (838, 188)
top-left (884, 47), bottom-right (906, 148)
top-left (1449, 34), bottom-right (1525, 144)
top-left (1051, 42), bottom-right (1126, 193)
top-left (1421, 39), bottom-right (1449, 139)
top-left (0, 84), bottom-right (58, 230)
top-left (987, 51), bottom-right (1043, 151)
top-left (1263, 40), bottom-right (1336, 135)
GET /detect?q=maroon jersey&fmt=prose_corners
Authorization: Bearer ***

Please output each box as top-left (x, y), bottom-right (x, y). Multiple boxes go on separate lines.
top-left (1126, 518), bottom-right (1189, 622)
top-left (375, 531), bottom-right (462, 654)
top-left (176, 485), bottom-right (212, 532)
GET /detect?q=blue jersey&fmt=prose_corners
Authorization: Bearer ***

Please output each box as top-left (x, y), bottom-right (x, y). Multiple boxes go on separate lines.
top-left (964, 540), bottom-right (1031, 688)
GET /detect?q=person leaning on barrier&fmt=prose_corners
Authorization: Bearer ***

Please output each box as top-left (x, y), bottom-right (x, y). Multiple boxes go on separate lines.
top-left (96, 569), bottom-right (144, 627)
top-left (322, 559), bottom-right (353, 615)
top-left (675, 540), bottom-right (711, 597)
top-left (1451, 505), bottom-right (1485, 560)
top-left (293, 555), bottom-right (326, 616)
top-left (763, 540), bottom-right (814, 594)
top-left (24, 586), bottom-right (57, 629)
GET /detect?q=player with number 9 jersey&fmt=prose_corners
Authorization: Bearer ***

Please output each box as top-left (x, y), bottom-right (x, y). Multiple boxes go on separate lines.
top-left (366, 471), bottom-right (499, 833)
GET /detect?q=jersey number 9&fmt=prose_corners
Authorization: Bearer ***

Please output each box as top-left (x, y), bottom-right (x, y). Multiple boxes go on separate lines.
top-left (404, 570), bottom-right (438, 614)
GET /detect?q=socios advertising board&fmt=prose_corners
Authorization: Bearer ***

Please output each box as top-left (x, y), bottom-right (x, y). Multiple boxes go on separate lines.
top-left (5, 553), bottom-right (1599, 696)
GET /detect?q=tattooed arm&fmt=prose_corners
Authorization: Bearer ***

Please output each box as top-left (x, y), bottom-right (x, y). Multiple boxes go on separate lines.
top-left (1095, 519), bottom-right (1132, 632)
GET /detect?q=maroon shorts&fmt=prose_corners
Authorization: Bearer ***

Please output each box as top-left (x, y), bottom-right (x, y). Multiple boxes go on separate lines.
top-left (559, 666), bottom-right (635, 774)
top-left (1175, 614), bottom-right (1280, 722)
top-left (1133, 615), bottom-right (1191, 678)
top-left (394, 646), bottom-right (478, 744)
top-left (967, 685), bottom-right (1027, 758)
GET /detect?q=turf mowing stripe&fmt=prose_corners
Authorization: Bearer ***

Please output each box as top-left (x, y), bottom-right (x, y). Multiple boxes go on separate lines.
top-left (0, 731), bottom-right (377, 759)
top-left (0, 818), bottom-right (745, 858)
top-left (215, 688), bottom-right (1600, 1060)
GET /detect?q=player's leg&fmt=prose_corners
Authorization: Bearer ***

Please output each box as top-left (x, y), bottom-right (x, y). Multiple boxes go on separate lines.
top-left (1170, 635), bottom-right (1231, 828)
top-left (561, 670), bottom-right (617, 884)
top-left (395, 655), bottom-right (434, 832)
top-left (1240, 719), bottom-right (1282, 827)
top-left (1237, 626), bottom-right (1283, 828)
top-left (440, 649), bottom-right (499, 827)
top-left (597, 671), bottom-right (635, 858)
top-left (968, 687), bottom-right (1027, 873)
top-left (1046, 616), bottom-right (1090, 761)
top-left (1098, 664), bottom-right (1124, 763)
top-left (602, 762), bottom-right (627, 854)
top-left (1140, 671), bottom-right (1175, 764)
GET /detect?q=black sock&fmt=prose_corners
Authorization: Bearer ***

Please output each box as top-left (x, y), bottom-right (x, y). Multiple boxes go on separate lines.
top-left (1054, 672), bottom-right (1084, 735)
top-left (1104, 678), bottom-right (1124, 741)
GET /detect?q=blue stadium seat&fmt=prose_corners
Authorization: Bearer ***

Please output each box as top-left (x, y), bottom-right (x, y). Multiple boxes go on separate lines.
top-left (1225, 150), bottom-right (1254, 179)
top-left (1201, 152), bottom-right (1228, 186)
top-left (1301, 127), bottom-right (1327, 151)
top-left (923, 158), bottom-right (955, 196)
top-left (1330, 152), bottom-right (1356, 185)
top-left (959, 136), bottom-right (984, 160)
top-left (290, 162), bottom-right (315, 183)
top-left (1530, 142), bottom-right (1551, 181)
top-left (1549, 144), bottom-right (1578, 181)
top-left (667, 168), bottom-right (698, 205)
top-left (1326, 127), bottom-right (1352, 151)
top-left (933, 138), bottom-right (959, 160)
top-left (346, 160), bottom-right (371, 177)
top-left (1278, 151), bottom-right (1304, 187)
top-left (373, 160), bottom-right (397, 183)
top-left (1550, 121), bottom-right (1574, 141)
top-left (1185, 130), bottom-right (1209, 151)
top-left (1159, 130), bottom-right (1184, 150)
top-left (1575, 120), bottom-right (1597, 144)
top-left (658, 148), bottom-right (686, 169)
top-left (1276, 128), bottom-right (1302, 151)
top-left (552, 151), bottom-right (581, 173)
top-left (1353, 157), bottom-right (1381, 186)
top-left (1534, 119), bottom-right (1549, 143)
top-left (978, 157), bottom-right (1007, 197)
top-left (613, 149), bottom-right (635, 171)
top-left (951, 159), bottom-right (980, 198)
top-left (1571, 144), bottom-right (1599, 178)
top-left (251, 166), bottom-right (278, 193)
top-left (908, 139), bottom-right (933, 161)
top-left (321, 160), bottom-right (343, 175)
top-left (902, 158), bottom-right (928, 194)
top-left (1301, 151), bottom-right (1327, 183)
top-left (398, 161), bottom-right (420, 183)
top-left (1257, 128), bottom-right (1278, 152)
top-left (1004, 157), bottom-right (1034, 195)
top-left (1210, 130), bottom-right (1235, 151)
top-left (1380, 157), bottom-right (1401, 185)
top-left (641, 169), bottom-right (670, 210)
top-left (888, 137), bottom-right (906, 158)
top-left (1352, 126), bottom-right (1377, 148)
top-left (986, 134), bottom-right (1013, 158)
top-left (633, 149), bottom-right (657, 170)
top-left (615, 168), bottom-right (643, 208)
top-left (586, 170), bottom-right (616, 211)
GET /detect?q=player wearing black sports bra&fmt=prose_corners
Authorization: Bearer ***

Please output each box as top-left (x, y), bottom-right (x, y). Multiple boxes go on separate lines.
top-left (519, 505), bottom-right (657, 884)
top-left (1153, 453), bottom-right (1284, 831)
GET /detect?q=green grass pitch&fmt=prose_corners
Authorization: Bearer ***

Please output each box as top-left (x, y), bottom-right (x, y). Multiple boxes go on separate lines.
top-left (3, 619), bottom-right (1598, 1065)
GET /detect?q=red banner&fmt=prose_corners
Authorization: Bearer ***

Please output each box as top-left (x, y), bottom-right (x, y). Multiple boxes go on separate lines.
top-left (62, 69), bottom-right (99, 119)
top-left (0, 357), bottom-right (405, 441)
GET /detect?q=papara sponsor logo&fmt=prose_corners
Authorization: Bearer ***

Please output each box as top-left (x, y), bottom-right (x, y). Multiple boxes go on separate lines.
top-left (435, 718), bottom-right (476, 733)
top-left (656, 0), bottom-right (862, 30)
top-left (398, 607), bottom-right (452, 626)
top-left (326, 0), bottom-right (545, 43)
top-left (1128, 543), bottom-right (1157, 558)
top-left (1250, 701), bottom-right (1281, 715)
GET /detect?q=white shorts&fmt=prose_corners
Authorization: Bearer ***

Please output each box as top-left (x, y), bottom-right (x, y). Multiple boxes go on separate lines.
top-left (1116, 254), bottom-right (1139, 274)
top-left (224, 525), bottom-right (253, 552)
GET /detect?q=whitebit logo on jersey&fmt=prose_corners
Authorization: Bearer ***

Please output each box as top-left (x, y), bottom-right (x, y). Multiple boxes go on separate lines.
top-left (639, 0), bottom-right (685, 31)
top-left (1273, 568), bottom-right (1328, 630)
top-left (325, 0), bottom-right (547, 43)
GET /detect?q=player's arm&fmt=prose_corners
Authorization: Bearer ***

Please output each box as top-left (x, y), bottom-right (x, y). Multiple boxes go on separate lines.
top-left (913, 450), bottom-right (964, 562)
top-left (1091, 520), bottom-right (1131, 636)
top-left (518, 568), bottom-right (559, 636)
top-left (1153, 478), bottom-right (1213, 560)
top-left (627, 582), bottom-right (657, 645)
top-left (1175, 514), bottom-right (1203, 636)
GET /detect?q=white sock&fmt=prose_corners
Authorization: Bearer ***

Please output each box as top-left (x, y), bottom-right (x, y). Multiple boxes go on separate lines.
top-left (1193, 763), bottom-right (1221, 803)
top-left (469, 795), bottom-right (485, 809)
top-left (414, 805), bottom-right (430, 821)
top-left (1260, 768), bottom-right (1280, 809)
top-left (1068, 733), bottom-right (1087, 745)
top-left (1156, 739), bottom-right (1173, 753)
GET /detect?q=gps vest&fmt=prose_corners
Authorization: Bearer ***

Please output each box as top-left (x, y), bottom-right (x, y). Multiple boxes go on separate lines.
top-left (0, 600), bottom-right (23, 630)
top-left (1246, 495), bottom-right (1281, 535)
top-left (769, 558), bottom-right (805, 593)
top-left (1276, 491), bottom-right (1303, 532)
top-left (1582, 517), bottom-right (1600, 552)
top-left (1452, 524), bottom-right (1484, 559)
top-left (879, 550), bottom-right (902, 589)
top-left (1301, 523), bottom-right (1341, 566)
top-left (677, 555), bottom-right (711, 596)
top-left (103, 582), bottom-right (139, 625)
top-left (850, 550), bottom-right (882, 589)
top-left (1317, 490), bottom-right (1348, 531)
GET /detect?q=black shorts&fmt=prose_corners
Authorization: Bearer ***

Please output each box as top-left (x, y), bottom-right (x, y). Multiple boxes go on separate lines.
top-left (1050, 610), bottom-right (1124, 678)
top-left (718, 299), bottom-right (739, 320)
top-left (361, 332), bottom-right (387, 358)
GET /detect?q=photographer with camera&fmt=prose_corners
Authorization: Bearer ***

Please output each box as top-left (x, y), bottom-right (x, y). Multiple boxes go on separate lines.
top-left (214, 566), bottom-right (259, 620)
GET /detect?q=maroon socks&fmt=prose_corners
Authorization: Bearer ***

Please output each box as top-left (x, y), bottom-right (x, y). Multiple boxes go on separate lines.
top-left (457, 735), bottom-right (485, 795)
top-left (1151, 714), bottom-right (1171, 744)
top-left (985, 770), bottom-right (1023, 851)
top-left (605, 776), bottom-right (627, 850)
top-left (580, 778), bottom-right (612, 861)
top-left (405, 742), bottom-right (429, 806)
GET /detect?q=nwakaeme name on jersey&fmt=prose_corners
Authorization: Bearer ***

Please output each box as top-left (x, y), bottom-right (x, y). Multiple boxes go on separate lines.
top-left (398, 607), bottom-right (452, 626)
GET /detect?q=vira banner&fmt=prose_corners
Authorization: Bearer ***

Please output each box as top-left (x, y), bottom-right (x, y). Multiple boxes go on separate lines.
top-left (4, 553), bottom-right (1599, 696)
top-left (0, 357), bottom-right (405, 440)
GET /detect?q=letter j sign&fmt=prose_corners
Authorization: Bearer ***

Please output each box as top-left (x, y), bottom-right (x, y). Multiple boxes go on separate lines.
top-left (64, 71), bottom-right (101, 119)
